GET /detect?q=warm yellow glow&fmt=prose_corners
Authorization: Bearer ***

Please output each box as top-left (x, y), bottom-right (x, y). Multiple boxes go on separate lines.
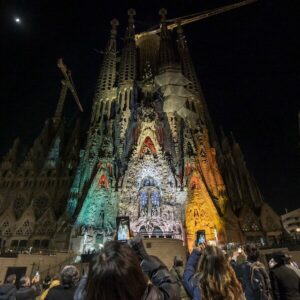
top-left (185, 172), bottom-right (225, 252)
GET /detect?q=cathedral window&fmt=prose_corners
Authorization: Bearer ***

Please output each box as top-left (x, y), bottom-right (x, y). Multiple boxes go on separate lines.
top-left (138, 177), bottom-right (161, 218)
top-left (4, 228), bottom-right (11, 236)
top-left (13, 197), bottom-right (27, 219)
top-left (99, 175), bottom-right (108, 189)
top-left (33, 196), bottom-right (49, 219)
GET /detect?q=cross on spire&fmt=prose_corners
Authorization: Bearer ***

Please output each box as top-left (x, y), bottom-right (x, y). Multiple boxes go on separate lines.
top-left (159, 8), bottom-right (167, 23)
top-left (128, 8), bottom-right (136, 24)
top-left (110, 18), bottom-right (119, 38)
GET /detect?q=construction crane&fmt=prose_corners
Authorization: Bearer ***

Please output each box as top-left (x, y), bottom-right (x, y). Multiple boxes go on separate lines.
top-left (135, 0), bottom-right (257, 39)
top-left (53, 58), bottom-right (83, 126)
top-left (57, 58), bottom-right (84, 112)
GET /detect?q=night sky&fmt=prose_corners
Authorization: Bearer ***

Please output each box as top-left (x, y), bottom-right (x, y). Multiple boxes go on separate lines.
top-left (0, 0), bottom-right (299, 214)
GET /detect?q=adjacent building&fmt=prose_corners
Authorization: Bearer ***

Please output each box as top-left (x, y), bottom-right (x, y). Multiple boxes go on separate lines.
top-left (281, 209), bottom-right (300, 234)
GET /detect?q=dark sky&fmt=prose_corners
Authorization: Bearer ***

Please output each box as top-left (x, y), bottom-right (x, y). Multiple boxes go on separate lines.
top-left (0, 0), bottom-right (299, 214)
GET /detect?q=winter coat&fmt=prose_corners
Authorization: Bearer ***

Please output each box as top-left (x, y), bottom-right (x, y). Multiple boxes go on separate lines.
top-left (45, 284), bottom-right (77, 300)
top-left (238, 260), bottom-right (272, 300)
top-left (40, 280), bottom-right (60, 300)
top-left (182, 249), bottom-right (202, 300)
top-left (170, 265), bottom-right (191, 300)
top-left (74, 255), bottom-right (180, 300)
top-left (0, 283), bottom-right (16, 300)
top-left (141, 255), bottom-right (181, 300)
top-left (239, 261), bottom-right (260, 300)
top-left (16, 284), bottom-right (41, 300)
top-left (270, 264), bottom-right (300, 300)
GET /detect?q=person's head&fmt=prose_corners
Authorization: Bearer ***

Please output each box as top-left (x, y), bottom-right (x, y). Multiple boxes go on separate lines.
top-left (273, 251), bottom-right (286, 266)
top-left (244, 244), bottom-right (259, 262)
top-left (173, 255), bottom-right (184, 267)
top-left (60, 265), bottom-right (79, 288)
top-left (19, 276), bottom-right (31, 288)
top-left (5, 274), bottom-right (16, 284)
top-left (198, 245), bottom-right (243, 300)
top-left (52, 274), bottom-right (60, 281)
top-left (85, 241), bottom-right (147, 300)
top-left (268, 258), bottom-right (277, 269)
top-left (43, 275), bottom-right (51, 283)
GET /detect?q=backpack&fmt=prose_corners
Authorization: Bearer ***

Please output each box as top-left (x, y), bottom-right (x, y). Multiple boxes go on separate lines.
top-left (249, 261), bottom-right (272, 300)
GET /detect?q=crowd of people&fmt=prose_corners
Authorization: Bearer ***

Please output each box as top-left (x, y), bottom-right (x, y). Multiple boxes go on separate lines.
top-left (0, 234), bottom-right (299, 300)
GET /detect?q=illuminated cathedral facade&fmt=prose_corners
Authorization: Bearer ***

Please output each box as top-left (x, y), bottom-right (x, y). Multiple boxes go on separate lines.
top-left (0, 9), bottom-right (282, 252)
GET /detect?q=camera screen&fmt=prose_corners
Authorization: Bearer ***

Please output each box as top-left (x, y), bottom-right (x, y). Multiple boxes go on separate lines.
top-left (196, 230), bottom-right (206, 246)
top-left (116, 216), bottom-right (130, 241)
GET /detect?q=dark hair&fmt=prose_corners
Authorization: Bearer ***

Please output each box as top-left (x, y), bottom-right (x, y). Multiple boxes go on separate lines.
top-left (60, 265), bottom-right (79, 288)
top-left (198, 246), bottom-right (243, 300)
top-left (85, 241), bottom-right (147, 300)
top-left (6, 274), bottom-right (16, 284)
top-left (244, 244), bottom-right (259, 262)
top-left (273, 251), bottom-right (286, 265)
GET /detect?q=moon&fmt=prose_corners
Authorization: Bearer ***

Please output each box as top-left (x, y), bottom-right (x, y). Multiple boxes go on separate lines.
top-left (14, 17), bottom-right (21, 24)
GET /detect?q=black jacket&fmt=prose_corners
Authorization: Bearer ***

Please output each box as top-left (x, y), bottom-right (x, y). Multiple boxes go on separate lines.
top-left (45, 285), bottom-right (77, 300)
top-left (270, 264), bottom-right (300, 300)
top-left (141, 255), bottom-right (180, 300)
top-left (16, 285), bottom-right (41, 300)
top-left (74, 255), bottom-right (180, 300)
top-left (0, 283), bottom-right (16, 300)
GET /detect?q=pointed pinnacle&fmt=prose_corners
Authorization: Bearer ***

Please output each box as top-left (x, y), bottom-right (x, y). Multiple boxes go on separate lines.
top-left (128, 8), bottom-right (136, 23)
top-left (159, 8), bottom-right (167, 22)
top-left (110, 18), bottom-right (119, 37)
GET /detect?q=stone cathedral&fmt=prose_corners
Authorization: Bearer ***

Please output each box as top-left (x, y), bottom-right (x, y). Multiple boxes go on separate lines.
top-left (0, 9), bottom-right (282, 253)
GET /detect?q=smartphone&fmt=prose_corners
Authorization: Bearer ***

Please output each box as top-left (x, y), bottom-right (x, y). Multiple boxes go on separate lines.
top-left (116, 216), bottom-right (130, 242)
top-left (195, 230), bottom-right (206, 246)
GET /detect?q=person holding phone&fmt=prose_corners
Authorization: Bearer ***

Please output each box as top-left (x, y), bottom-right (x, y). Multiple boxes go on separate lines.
top-left (74, 233), bottom-right (180, 300)
top-left (183, 245), bottom-right (245, 300)
top-left (16, 274), bottom-right (41, 300)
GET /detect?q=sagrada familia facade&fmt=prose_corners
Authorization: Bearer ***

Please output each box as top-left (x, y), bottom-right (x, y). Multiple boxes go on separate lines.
top-left (0, 9), bottom-right (282, 252)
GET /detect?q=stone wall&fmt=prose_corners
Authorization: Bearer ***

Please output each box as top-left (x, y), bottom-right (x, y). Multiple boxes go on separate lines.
top-left (0, 252), bottom-right (73, 283)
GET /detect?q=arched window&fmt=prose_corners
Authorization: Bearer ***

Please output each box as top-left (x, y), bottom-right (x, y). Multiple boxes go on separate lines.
top-left (153, 226), bottom-right (163, 236)
top-left (13, 197), bottom-right (27, 219)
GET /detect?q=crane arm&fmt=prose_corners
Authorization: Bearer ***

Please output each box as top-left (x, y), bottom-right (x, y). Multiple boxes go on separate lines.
top-left (57, 58), bottom-right (84, 112)
top-left (136, 0), bottom-right (257, 38)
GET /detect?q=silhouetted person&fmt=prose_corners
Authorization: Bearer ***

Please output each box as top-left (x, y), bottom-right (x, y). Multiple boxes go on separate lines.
top-left (16, 275), bottom-right (41, 300)
top-left (170, 256), bottom-right (190, 299)
top-left (183, 245), bottom-right (245, 300)
top-left (0, 274), bottom-right (17, 300)
top-left (238, 244), bottom-right (272, 300)
top-left (74, 234), bottom-right (180, 300)
top-left (45, 266), bottom-right (79, 300)
top-left (270, 251), bottom-right (300, 300)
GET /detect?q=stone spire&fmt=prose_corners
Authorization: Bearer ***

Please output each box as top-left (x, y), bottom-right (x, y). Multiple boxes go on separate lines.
top-left (117, 9), bottom-right (137, 142)
top-left (91, 18), bottom-right (119, 124)
top-left (158, 8), bottom-right (177, 73)
top-left (118, 9), bottom-right (136, 86)
top-left (0, 138), bottom-right (20, 171)
top-left (176, 21), bottom-right (201, 98)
